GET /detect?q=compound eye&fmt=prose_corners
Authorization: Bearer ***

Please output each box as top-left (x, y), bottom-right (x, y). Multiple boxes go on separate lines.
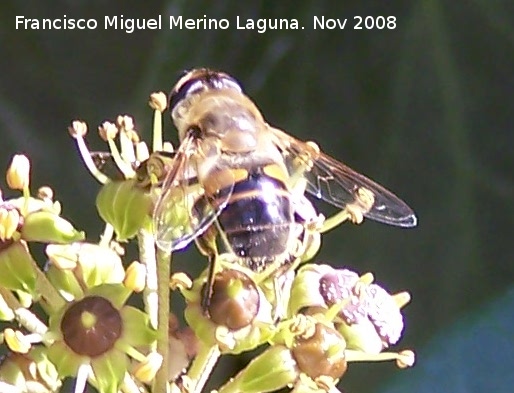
top-left (217, 76), bottom-right (242, 93)
top-left (169, 78), bottom-right (206, 112)
top-left (168, 69), bottom-right (243, 112)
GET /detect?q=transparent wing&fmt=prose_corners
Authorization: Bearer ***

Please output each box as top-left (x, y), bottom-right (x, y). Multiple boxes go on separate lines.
top-left (152, 134), bottom-right (234, 252)
top-left (269, 127), bottom-right (417, 227)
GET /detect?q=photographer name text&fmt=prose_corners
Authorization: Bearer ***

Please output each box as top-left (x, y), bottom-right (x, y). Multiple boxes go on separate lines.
top-left (15, 15), bottom-right (397, 34)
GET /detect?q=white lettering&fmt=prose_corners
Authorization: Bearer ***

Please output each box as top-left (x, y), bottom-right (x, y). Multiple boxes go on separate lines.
top-left (236, 17), bottom-right (298, 33)
top-left (169, 15), bottom-right (229, 30)
top-left (105, 15), bottom-right (161, 33)
top-left (313, 16), bottom-right (347, 29)
top-left (169, 15), bottom-right (182, 28)
top-left (15, 15), bottom-right (98, 30)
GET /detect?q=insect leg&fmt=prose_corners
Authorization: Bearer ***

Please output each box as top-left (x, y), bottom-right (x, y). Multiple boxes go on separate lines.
top-left (194, 226), bottom-right (219, 313)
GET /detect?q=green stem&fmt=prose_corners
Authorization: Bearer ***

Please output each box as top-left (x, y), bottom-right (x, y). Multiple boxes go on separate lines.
top-left (181, 344), bottom-right (220, 393)
top-left (152, 110), bottom-right (163, 152)
top-left (138, 230), bottom-right (158, 334)
top-left (21, 186), bottom-right (30, 216)
top-left (32, 259), bottom-right (65, 312)
top-left (153, 247), bottom-right (171, 393)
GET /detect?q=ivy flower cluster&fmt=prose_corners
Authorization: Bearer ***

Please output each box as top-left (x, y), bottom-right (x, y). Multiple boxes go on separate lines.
top-left (0, 156), bottom-right (157, 393)
top-left (0, 91), bottom-right (415, 393)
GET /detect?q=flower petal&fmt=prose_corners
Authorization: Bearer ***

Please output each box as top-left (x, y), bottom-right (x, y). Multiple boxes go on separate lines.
top-left (91, 348), bottom-right (128, 393)
top-left (87, 284), bottom-right (131, 308)
top-left (47, 341), bottom-right (87, 378)
top-left (119, 306), bottom-right (156, 346)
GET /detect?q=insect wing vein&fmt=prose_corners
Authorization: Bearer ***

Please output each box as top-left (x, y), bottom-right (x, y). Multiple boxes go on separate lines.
top-left (269, 127), bottom-right (417, 227)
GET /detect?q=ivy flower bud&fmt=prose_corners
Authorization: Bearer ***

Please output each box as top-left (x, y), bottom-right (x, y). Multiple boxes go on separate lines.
top-left (20, 210), bottom-right (85, 244)
top-left (95, 180), bottom-right (152, 241)
top-left (6, 154), bottom-right (30, 191)
top-left (123, 261), bottom-right (146, 292)
top-left (219, 345), bottom-right (299, 393)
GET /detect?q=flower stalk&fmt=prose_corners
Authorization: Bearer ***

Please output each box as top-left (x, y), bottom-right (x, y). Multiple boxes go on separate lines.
top-left (178, 343), bottom-right (220, 393)
top-left (33, 258), bottom-right (66, 312)
top-left (138, 229), bottom-right (159, 332)
top-left (153, 247), bottom-right (171, 393)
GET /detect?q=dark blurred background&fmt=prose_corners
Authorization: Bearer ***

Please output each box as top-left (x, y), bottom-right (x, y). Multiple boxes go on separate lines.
top-left (1, 1), bottom-right (513, 392)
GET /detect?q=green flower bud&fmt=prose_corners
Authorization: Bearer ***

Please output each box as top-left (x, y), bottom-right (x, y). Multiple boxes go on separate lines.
top-left (96, 180), bottom-right (152, 241)
top-left (220, 345), bottom-right (299, 393)
top-left (20, 211), bottom-right (85, 243)
top-left (6, 154), bottom-right (30, 191)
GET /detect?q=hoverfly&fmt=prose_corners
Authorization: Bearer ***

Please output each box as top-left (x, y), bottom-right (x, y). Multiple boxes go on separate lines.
top-left (153, 68), bottom-right (416, 308)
